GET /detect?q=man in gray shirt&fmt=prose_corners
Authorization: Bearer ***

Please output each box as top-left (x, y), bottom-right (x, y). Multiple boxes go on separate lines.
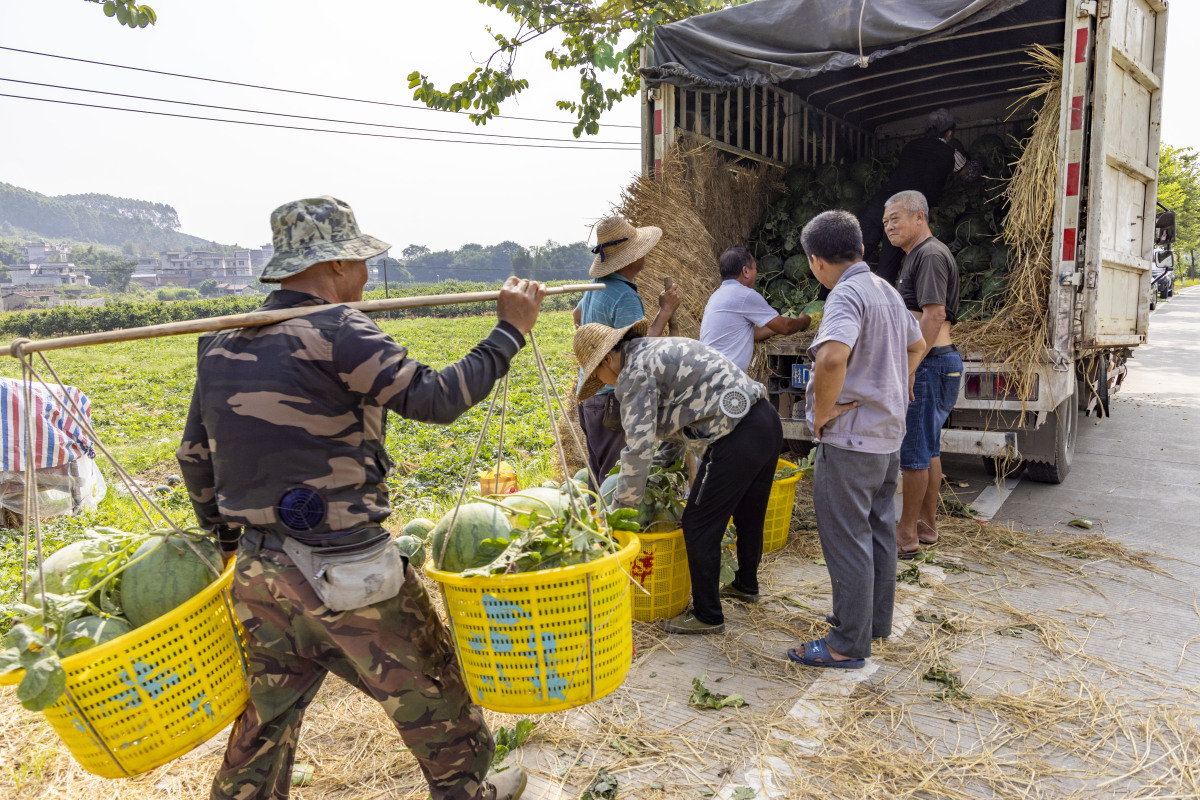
top-left (787, 211), bottom-right (923, 669)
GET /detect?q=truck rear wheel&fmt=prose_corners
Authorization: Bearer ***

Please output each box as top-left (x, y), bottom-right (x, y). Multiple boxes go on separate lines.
top-left (1024, 397), bottom-right (1077, 484)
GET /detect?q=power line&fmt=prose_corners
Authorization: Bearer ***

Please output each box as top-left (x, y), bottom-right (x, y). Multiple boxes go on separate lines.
top-left (0, 93), bottom-right (641, 151)
top-left (0, 78), bottom-right (639, 145)
top-left (0, 46), bottom-right (642, 130)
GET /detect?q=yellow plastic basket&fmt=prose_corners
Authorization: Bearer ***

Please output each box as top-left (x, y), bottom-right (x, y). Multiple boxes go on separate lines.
top-left (629, 527), bottom-right (690, 622)
top-left (427, 530), bottom-right (639, 715)
top-left (763, 458), bottom-right (801, 553)
top-left (0, 560), bottom-right (249, 778)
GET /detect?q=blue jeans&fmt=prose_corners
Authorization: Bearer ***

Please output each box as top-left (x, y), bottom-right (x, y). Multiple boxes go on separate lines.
top-left (900, 350), bottom-right (962, 471)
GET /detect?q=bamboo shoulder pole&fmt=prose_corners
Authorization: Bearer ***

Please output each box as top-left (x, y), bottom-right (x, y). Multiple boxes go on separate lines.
top-left (1, 283), bottom-right (602, 358)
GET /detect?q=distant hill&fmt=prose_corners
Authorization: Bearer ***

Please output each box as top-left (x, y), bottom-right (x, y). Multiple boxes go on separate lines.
top-left (0, 182), bottom-right (232, 252)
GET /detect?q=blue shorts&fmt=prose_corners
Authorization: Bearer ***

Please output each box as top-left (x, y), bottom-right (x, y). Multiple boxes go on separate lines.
top-left (900, 350), bottom-right (962, 471)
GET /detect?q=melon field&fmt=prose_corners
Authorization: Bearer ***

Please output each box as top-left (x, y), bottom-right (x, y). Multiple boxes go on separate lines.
top-left (0, 309), bottom-right (579, 613)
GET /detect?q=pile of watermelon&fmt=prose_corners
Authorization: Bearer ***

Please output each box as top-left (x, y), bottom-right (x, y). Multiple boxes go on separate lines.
top-left (749, 131), bottom-right (1020, 322)
top-left (417, 470), bottom-right (633, 578)
top-left (1, 527), bottom-right (224, 710)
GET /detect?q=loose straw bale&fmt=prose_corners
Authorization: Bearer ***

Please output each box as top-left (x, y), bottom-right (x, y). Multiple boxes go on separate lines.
top-left (956, 45), bottom-right (1063, 404)
top-left (617, 135), bottom-right (784, 339)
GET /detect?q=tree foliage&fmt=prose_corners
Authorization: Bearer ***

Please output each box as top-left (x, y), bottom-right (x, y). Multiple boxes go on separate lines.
top-left (70, 245), bottom-right (137, 292)
top-left (401, 239), bottom-right (593, 282)
top-left (0, 182), bottom-right (223, 252)
top-left (1158, 143), bottom-right (1200, 268)
top-left (408, 0), bottom-right (744, 136)
top-left (87, 0), bottom-right (157, 29)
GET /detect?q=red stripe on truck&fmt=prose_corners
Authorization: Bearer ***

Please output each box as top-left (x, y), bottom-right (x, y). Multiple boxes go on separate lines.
top-left (1075, 27), bottom-right (1088, 63)
top-left (1070, 95), bottom-right (1084, 130)
top-left (655, 109), bottom-right (662, 136)
top-left (1066, 162), bottom-right (1081, 197)
top-left (1062, 228), bottom-right (1077, 262)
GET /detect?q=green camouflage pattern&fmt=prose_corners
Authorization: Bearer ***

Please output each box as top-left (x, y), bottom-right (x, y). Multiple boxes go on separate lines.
top-left (259, 196), bottom-right (390, 283)
top-left (212, 534), bottom-right (494, 800)
top-left (612, 337), bottom-right (765, 508)
top-left (176, 290), bottom-right (524, 539)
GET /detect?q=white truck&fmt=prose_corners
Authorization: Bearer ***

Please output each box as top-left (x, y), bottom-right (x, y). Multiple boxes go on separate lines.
top-left (640, 0), bottom-right (1169, 482)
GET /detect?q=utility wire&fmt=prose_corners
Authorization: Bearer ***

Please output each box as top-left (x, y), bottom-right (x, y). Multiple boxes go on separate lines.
top-left (0, 45), bottom-right (642, 130)
top-left (0, 93), bottom-right (640, 151)
top-left (0, 77), bottom-right (638, 145)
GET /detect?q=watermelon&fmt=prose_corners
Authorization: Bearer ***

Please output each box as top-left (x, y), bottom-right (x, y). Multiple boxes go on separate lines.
top-left (394, 535), bottom-right (426, 569)
top-left (500, 487), bottom-right (569, 527)
top-left (28, 540), bottom-right (93, 596)
top-left (803, 300), bottom-right (825, 316)
top-left (573, 468), bottom-right (590, 485)
top-left (784, 164), bottom-right (813, 194)
top-left (121, 535), bottom-right (222, 628)
top-left (791, 203), bottom-right (819, 226)
top-left (429, 503), bottom-right (511, 572)
top-left (784, 254), bottom-right (810, 281)
top-left (955, 214), bottom-right (993, 247)
top-left (758, 254), bottom-right (783, 275)
top-left (849, 158), bottom-right (875, 187)
top-left (401, 517), bottom-right (436, 541)
top-left (816, 162), bottom-right (842, 188)
top-left (956, 245), bottom-right (992, 274)
top-left (599, 473), bottom-right (620, 506)
top-left (59, 615), bottom-right (134, 657)
top-left (839, 180), bottom-right (864, 203)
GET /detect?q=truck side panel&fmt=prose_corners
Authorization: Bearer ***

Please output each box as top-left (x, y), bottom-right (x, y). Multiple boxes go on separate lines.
top-left (1079, 0), bottom-right (1167, 348)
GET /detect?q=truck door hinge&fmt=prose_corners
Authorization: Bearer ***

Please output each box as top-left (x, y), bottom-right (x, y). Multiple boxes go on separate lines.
top-left (1060, 272), bottom-right (1083, 287)
top-left (1078, 0), bottom-right (1097, 17)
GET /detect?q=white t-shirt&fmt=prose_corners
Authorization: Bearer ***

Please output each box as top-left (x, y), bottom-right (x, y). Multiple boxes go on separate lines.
top-left (699, 280), bottom-right (780, 372)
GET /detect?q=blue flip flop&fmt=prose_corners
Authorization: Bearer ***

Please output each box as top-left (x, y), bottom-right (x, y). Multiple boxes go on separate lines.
top-left (786, 638), bottom-right (865, 669)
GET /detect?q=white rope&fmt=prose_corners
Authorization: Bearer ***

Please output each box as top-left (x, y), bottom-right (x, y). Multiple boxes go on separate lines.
top-left (858, 0), bottom-right (870, 68)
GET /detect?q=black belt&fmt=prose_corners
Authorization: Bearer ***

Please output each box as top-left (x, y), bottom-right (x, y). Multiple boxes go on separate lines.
top-left (926, 344), bottom-right (958, 357)
top-left (243, 527), bottom-right (387, 555)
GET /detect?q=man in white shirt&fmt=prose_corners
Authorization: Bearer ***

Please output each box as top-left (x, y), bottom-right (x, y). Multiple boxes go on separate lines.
top-left (700, 246), bottom-right (811, 372)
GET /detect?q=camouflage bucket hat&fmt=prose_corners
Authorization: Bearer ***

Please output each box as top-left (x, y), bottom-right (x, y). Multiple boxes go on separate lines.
top-left (574, 319), bottom-right (650, 402)
top-left (259, 196), bottom-right (391, 283)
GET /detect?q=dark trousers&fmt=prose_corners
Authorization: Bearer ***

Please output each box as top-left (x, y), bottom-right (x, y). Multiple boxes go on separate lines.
top-left (680, 399), bottom-right (783, 625)
top-left (578, 393), bottom-right (626, 489)
top-left (813, 443), bottom-right (899, 659)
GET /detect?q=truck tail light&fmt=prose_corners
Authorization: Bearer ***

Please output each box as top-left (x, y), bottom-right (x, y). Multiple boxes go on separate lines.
top-left (963, 372), bottom-right (1037, 401)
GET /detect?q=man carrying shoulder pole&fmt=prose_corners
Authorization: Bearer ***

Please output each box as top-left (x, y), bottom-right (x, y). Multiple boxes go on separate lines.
top-left (178, 195), bottom-right (543, 800)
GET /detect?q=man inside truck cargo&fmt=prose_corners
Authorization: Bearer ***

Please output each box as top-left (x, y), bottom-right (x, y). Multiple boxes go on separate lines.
top-left (884, 190), bottom-right (963, 558)
top-left (859, 108), bottom-right (968, 287)
top-left (700, 245), bottom-right (811, 372)
top-left (573, 215), bottom-right (681, 487)
top-left (177, 196), bottom-right (542, 800)
top-left (787, 210), bottom-right (923, 668)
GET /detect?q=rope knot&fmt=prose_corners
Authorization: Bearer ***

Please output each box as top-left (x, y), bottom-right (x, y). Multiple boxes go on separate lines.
top-left (591, 237), bottom-right (629, 262)
top-left (9, 338), bottom-right (31, 361)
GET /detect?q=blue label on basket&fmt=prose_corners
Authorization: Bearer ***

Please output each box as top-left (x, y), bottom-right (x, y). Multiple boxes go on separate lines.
top-left (479, 593), bottom-right (568, 702)
top-left (113, 659), bottom-right (184, 709)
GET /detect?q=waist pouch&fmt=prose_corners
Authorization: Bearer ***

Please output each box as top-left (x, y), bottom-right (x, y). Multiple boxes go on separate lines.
top-left (281, 535), bottom-right (403, 612)
top-left (602, 393), bottom-right (623, 432)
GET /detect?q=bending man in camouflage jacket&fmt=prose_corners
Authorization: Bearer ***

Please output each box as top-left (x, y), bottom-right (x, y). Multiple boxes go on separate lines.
top-left (177, 196), bottom-right (544, 800)
top-left (573, 321), bottom-right (783, 635)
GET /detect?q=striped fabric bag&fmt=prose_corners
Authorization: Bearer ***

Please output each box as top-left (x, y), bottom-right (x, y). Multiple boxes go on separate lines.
top-left (0, 377), bottom-right (95, 472)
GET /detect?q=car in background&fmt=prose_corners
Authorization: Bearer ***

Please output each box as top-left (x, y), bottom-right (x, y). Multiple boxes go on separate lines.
top-left (1150, 248), bottom-right (1174, 310)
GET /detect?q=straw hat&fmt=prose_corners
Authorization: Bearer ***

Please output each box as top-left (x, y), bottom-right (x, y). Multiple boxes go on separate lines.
top-left (589, 216), bottom-right (663, 278)
top-left (573, 319), bottom-right (650, 401)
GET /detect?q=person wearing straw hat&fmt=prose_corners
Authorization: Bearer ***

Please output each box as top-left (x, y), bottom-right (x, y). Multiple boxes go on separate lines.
top-left (572, 215), bottom-right (681, 488)
top-left (574, 319), bottom-right (782, 635)
top-left (177, 196), bottom-right (542, 800)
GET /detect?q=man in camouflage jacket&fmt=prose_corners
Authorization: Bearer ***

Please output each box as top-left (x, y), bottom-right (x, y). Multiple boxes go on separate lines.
top-left (573, 320), bottom-right (783, 634)
top-left (177, 196), bottom-right (543, 800)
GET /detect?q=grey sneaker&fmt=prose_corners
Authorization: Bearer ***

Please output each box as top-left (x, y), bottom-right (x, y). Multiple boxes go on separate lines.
top-left (482, 765), bottom-right (527, 800)
top-left (662, 609), bottom-right (725, 634)
top-left (720, 583), bottom-right (760, 603)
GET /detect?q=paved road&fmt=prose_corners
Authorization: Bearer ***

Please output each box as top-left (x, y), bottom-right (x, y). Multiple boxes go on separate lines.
top-left (520, 287), bottom-right (1200, 800)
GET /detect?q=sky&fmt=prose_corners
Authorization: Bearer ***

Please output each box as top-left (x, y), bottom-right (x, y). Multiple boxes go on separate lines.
top-left (0, 0), bottom-right (1194, 255)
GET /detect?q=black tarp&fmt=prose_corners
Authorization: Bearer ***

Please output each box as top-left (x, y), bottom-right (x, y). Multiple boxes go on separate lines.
top-left (642, 0), bottom-right (1034, 89)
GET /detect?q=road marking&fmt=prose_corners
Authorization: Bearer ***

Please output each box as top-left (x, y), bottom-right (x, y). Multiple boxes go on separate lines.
top-left (715, 568), bottom-right (947, 799)
top-left (972, 477), bottom-right (1020, 521)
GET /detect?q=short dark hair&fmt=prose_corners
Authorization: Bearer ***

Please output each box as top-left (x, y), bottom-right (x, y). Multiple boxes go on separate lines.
top-left (718, 245), bottom-right (754, 280)
top-left (801, 210), bottom-right (864, 265)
